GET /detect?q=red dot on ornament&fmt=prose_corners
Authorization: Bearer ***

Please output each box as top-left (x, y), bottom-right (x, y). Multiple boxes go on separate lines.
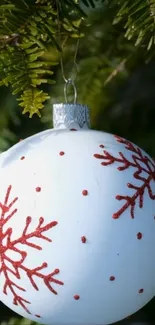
top-left (138, 288), bottom-right (144, 293)
top-left (82, 189), bottom-right (88, 196)
top-left (81, 236), bottom-right (87, 243)
top-left (36, 187), bottom-right (41, 192)
top-left (99, 144), bottom-right (104, 148)
top-left (109, 276), bottom-right (115, 281)
top-left (20, 156), bottom-right (25, 160)
top-left (35, 315), bottom-right (41, 318)
top-left (70, 128), bottom-right (77, 131)
top-left (74, 294), bottom-right (80, 300)
top-left (59, 151), bottom-right (65, 156)
top-left (137, 232), bottom-right (142, 239)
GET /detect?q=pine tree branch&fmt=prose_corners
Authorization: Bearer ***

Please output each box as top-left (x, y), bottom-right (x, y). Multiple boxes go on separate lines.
top-left (0, 0), bottom-right (91, 117)
top-left (111, 0), bottom-right (155, 51)
top-left (1, 0), bottom-right (155, 118)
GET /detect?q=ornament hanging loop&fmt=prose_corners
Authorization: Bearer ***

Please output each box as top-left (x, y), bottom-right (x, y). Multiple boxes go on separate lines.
top-left (64, 78), bottom-right (77, 104)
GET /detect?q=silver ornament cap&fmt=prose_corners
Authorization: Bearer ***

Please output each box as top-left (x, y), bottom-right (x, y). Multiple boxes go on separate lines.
top-left (53, 78), bottom-right (90, 129)
top-left (53, 103), bottom-right (90, 130)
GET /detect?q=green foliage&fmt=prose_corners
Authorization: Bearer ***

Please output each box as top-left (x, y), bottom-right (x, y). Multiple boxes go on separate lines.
top-left (0, 0), bottom-right (155, 116)
top-left (0, 0), bottom-right (92, 117)
top-left (18, 89), bottom-right (50, 117)
top-left (0, 317), bottom-right (39, 325)
top-left (111, 0), bottom-right (155, 51)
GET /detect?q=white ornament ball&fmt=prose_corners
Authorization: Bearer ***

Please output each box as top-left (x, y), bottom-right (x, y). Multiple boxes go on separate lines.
top-left (0, 103), bottom-right (155, 325)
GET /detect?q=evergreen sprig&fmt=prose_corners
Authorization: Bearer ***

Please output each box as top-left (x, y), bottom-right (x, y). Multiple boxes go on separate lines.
top-left (112, 0), bottom-right (155, 51)
top-left (0, 0), bottom-right (92, 117)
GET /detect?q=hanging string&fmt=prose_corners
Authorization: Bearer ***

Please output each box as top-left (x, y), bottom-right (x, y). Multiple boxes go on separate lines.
top-left (56, 0), bottom-right (80, 103)
top-left (60, 38), bottom-right (80, 83)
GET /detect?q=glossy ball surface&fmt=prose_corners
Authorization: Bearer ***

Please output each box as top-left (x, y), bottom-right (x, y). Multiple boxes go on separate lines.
top-left (0, 128), bottom-right (155, 325)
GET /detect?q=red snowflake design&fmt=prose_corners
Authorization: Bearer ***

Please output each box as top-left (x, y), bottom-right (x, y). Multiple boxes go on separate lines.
top-left (94, 135), bottom-right (155, 219)
top-left (0, 185), bottom-right (64, 315)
